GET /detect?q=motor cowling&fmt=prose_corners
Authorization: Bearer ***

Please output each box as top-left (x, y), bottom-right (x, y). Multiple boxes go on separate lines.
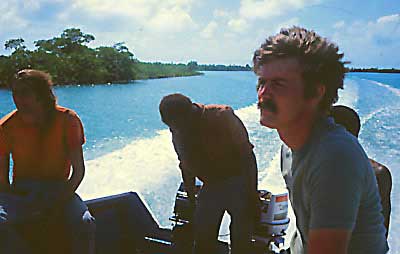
top-left (253, 190), bottom-right (290, 252)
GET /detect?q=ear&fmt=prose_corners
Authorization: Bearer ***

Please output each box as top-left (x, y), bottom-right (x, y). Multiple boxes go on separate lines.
top-left (309, 83), bottom-right (326, 108)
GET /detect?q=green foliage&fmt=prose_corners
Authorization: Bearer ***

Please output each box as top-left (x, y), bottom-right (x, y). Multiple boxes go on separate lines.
top-left (5, 38), bottom-right (26, 52)
top-left (96, 44), bottom-right (136, 82)
top-left (348, 67), bottom-right (400, 73)
top-left (187, 61), bottom-right (198, 71)
top-left (135, 62), bottom-right (201, 80)
top-left (0, 28), bottom-right (200, 88)
top-left (197, 64), bottom-right (252, 71)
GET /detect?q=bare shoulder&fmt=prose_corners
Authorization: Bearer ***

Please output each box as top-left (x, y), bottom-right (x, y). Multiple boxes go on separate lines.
top-left (0, 110), bottom-right (18, 127)
top-left (369, 158), bottom-right (391, 178)
top-left (56, 106), bottom-right (82, 123)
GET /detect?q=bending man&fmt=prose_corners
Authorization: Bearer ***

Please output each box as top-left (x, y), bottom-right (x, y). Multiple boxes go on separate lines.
top-left (159, 93), bottom-right (258, 254)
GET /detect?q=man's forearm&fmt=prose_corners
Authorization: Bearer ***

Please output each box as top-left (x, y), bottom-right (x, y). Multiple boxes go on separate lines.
top-left (68, 169), bottom-right (84, 192)
top-left (180, 161), bottom-right (196, 201)
top-left (67, 147), bottom-right (85, 193)
top-left (182, 171), bottom-right (195, 201)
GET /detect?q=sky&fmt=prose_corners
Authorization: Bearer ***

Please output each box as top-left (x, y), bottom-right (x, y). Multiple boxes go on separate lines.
top-left (1, 0), bottom-right (399, 68)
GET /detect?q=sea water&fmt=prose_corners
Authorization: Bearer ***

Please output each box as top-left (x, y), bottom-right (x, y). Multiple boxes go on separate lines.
top-left (0, 71), bottom-right (399, 252)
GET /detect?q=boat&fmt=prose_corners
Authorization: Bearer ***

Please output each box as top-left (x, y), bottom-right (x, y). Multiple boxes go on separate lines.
top-left (15, 183), bottom-right (290, 254)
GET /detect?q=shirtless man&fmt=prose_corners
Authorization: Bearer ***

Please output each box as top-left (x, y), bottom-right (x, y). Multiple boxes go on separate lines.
top-left (331, 105), bottom-right (392, 238)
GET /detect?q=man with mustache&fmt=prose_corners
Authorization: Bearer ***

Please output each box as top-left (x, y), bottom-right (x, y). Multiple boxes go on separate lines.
top-left (159, 93), bottom-right (258, 254)
top-left (254, 27), bottom-right (388, 254)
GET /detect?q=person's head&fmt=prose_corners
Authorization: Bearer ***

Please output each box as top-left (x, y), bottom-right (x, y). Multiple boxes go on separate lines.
top-left (330, 105), bottom-right (360, 137)
top-left (253, 27), bottom-right (347, 129)
top-left (11, 69), bottom-right (57, 122)
top-left (159, 93), bottom-right (196, 131)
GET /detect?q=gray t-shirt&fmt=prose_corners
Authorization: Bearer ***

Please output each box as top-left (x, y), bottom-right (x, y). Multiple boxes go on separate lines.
top-left (281, 117), bottom-right (388, 254)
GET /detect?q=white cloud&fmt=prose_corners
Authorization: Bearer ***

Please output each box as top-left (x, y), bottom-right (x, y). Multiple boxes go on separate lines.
top-left (71, 0), bottom-right (152, 20)
top-left (370, 14), bottom-right (400, 31)
top-left (227, 18), bottom-right (249, 33)
top-left (238, 0), bottom-right (320, 20)
top-left (276, 17), bottom-right (300, 30)
top-left (333, 14), bottom-right (400, 45)
top-left (221, 0), bottom-right (318, 35)
top-left (21, 0), bottom-right (67, 11)
top-left (332, 13), bottom-right (400, 67)
top-left (0, 2), bottom-right (28, 34)
top-left (377, 14), bottom-right (400, 24)
top-left (66, 0), bottom-right (197, 34)
top-left (333, 20), bottom-right (345, 29)
top-left (146, 6), bottom-right (196, 34)
top-left (23, 0), bottom-right (41, 10)
top-left (70, 0), bottom-right (194, 21)
top-left (201, 21), bottom-right (218, 39)
top-left (213, 9), bottom-right (231, 18)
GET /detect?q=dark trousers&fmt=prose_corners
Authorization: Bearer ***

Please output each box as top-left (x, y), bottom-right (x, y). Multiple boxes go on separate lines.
top-left (0, 180), bottom-right (96, 254)
top-left (194, 175), bottom-right (253, 254)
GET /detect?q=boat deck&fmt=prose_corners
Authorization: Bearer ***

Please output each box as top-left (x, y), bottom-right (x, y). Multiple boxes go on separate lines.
top-left (17, 192), bottom-right (286, 254)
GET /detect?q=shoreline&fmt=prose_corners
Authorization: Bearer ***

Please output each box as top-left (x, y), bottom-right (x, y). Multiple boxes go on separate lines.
top-left (0, 71), bottom-right (204, 89)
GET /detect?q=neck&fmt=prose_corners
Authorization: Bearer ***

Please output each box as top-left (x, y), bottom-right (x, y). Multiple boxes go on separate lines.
top-left (278, 111), bottom-right (322, 151)
top-left (19, 107), bottom-right (55, 127)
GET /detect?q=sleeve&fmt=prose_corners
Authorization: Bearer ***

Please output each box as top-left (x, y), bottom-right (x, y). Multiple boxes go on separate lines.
top-left (0, 126), bottom-right (10, 156)
top-left (171, 130), bottom-right (186, 162)
top-left (66, 112), bottom-right (85, 150)
top-left (308, 143), bottom-right (365, 230)
top-left (220, 108), bottom-right (253, 151)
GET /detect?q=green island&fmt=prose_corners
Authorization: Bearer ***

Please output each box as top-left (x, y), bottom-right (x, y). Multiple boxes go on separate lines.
top-left (0, 28), bottom-right (253, 88)
top-left (0, 28), bottom-right (201, 87)
top-left (2, 28), bottom-right (396, 88)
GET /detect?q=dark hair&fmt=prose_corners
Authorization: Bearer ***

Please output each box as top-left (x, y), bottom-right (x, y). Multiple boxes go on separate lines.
top-left (330, 105), bottom-right (360, 137)
top-left (159, 93), bottom-right (193, 126)
top-left (253, 26), bottom-right (348, 113)
top-left (11, 69), bottom-right (57, 112)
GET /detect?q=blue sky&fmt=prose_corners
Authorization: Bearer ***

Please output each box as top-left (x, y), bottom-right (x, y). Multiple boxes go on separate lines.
top-left (1, 0), bottom-right (399, 68)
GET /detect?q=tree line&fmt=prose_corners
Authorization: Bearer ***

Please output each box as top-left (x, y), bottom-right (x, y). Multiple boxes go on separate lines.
top-left (0, 28), bottom-right (201, 88)
top-left (348, 68), bottom-right (400, 73)
top-left (187, 61), bottom-right (252, 71)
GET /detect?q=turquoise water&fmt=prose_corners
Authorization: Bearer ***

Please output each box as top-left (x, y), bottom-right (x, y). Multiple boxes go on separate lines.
top-left (0, 71), bottom-right (399, 252)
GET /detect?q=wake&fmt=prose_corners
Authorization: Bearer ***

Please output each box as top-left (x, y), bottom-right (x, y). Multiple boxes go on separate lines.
top-left (363, 79), bottom-right (400, 97)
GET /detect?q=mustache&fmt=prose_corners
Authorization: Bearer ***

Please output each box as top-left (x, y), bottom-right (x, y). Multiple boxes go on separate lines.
top-left (257, 100), bottom-right (277, 113)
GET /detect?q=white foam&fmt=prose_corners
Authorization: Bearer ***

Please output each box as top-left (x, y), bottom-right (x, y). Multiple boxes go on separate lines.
top-left (78, 103), bottom-right (278, 199)
top-left (364, 79), bottom-right (400, 97)
top-left (78, 129), bottom-right (180, 200)
top-left (337, 78), bottom-right (359, 108)
top-left (359, 108), bottom-right (386, 126)
top-left (258, 150), bottom-right (287, 194)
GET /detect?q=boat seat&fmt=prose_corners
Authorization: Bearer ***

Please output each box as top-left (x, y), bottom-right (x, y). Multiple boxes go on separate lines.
top-left (86, 192), bottom-right (161, 254)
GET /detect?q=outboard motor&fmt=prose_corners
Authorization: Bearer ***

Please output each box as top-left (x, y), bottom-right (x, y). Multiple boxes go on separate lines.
top-left (169, 182), bottom-right (201, 254)
top-left (253, 190), bottom-right (290, 253)
top-left (170, 183), bottom-right (290, 254)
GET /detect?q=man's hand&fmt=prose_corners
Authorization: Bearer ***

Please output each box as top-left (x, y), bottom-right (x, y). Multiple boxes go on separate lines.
top-left (180, 161), bottom-right (196, 202)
